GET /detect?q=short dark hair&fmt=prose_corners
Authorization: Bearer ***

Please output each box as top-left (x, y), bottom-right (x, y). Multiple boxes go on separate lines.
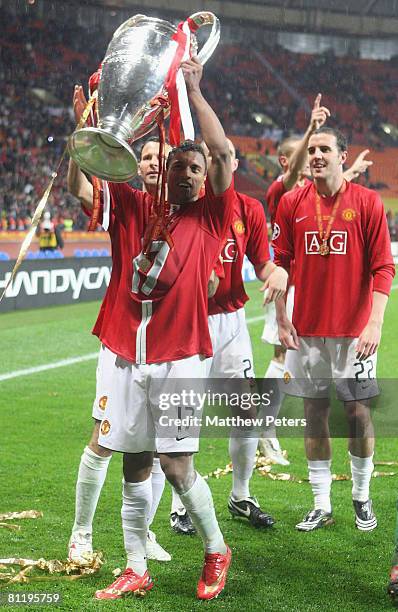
top-left (166, 140), bottom-right (207, 172)
top-left (139, 137), bottom-right (160, 160)
top-left (312, 127), bottom-right (348, 153)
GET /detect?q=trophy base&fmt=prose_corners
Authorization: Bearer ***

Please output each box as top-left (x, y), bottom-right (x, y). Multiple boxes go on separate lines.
top-left (68, 127), bottom-right (138, 182)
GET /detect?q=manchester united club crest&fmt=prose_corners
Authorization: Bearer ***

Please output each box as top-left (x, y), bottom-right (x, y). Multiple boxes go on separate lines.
top-left (99, 396), bottom-right (108, 411)
top-left (100, 419), bottom-right (111, 435)
top-left (342, 208), bottom-right (356, 222)
top-left (283, 371), bottom-right (291, 384)
top-left (234, 219), bottom-right (245, 234)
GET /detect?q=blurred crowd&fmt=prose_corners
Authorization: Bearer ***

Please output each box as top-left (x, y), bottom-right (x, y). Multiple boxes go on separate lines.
top-left (1, 6), bottom-right (398, 239)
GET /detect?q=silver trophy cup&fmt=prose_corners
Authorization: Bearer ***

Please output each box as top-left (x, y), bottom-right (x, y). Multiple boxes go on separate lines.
top-left (68, 12), bottom-right (220, 182)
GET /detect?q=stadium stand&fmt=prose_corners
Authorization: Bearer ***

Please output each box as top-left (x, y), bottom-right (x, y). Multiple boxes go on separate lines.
top-left (0, 4), bottom-right (397, 242)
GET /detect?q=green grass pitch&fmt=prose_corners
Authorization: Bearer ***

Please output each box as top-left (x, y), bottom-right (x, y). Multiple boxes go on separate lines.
top-left (0, 280), bottom-right (397, 611)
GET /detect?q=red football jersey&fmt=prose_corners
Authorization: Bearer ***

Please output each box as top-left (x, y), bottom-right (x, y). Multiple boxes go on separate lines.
top-left (266, 176), bottom-right (311, 286)
top-left (273, 181), bottom-right (395, 337)
top-left (208, 192), bottom-right (270, 315)
top-left (266, 176), bottom-right (287, 227)
top-left (266, 176), bottom-right (312, 225)
top-left (92, 178), bottom-right (234, 364)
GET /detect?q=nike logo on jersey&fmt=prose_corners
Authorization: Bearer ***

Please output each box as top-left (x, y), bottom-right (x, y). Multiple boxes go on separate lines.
top-left (295, 216), bottom-right (308, 223)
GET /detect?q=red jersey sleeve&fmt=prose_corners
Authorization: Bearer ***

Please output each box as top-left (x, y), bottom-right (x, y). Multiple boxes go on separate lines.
top-left (245, 198), bottom-right (270, 266)
top-left (272, 192), bottom-right (294, 273)
top-left (365, 193), bottom-right (395, 295)
top-left (266, 177), bottom-right (286, 226)
top-left (201, 176), bottom-right (235, 240)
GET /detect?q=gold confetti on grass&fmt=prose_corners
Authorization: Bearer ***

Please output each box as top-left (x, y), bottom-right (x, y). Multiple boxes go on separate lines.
top-left (0, 510), bottom-right (43, 531)
top-left (0, 511), bottom-right (43, 521)
top-left (0, 524), bottom-right (21, 531)
top-left (0, 554), bottom-right (103, 586)
top-left (203, 453), bottom-right (397, 483)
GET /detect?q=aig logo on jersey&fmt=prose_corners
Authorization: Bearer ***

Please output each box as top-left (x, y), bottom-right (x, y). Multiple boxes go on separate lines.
top-left (305, 231), bottom-right (347, 255)
top-left (222, 238), bottom-right (238, 262)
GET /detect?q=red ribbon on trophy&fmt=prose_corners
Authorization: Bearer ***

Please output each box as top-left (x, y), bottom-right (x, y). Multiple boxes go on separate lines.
top-left (164, 19), bottom-right (195, 146)
top-left (142, 17), bottom-right (199, 253)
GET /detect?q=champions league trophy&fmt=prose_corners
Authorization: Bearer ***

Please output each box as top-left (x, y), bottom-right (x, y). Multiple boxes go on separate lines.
top-left (68, 12), bottom-right (220, 182)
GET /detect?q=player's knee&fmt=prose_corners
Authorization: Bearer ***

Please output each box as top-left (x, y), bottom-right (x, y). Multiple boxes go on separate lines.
top-left (345, 401), bottom-right (372, 429)
top-left (160, 454), bottom-right (195, 494)
top-left (123, 452), bottom-right (153, 482)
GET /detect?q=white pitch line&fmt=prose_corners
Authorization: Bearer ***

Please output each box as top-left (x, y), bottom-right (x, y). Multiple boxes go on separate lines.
top-left (0, 353), bottom-right (98, 382)
top-left (1, 282), bottom-right (397, 382)
top-left (246, 315), bottom-right (265, 324)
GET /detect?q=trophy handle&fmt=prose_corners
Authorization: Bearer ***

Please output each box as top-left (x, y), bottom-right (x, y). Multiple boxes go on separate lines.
top-left (188, 12), bottom-right (220, 65)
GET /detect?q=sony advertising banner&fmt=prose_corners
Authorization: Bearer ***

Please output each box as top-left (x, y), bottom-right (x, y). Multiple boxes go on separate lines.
top-left (0, 257), bottom-right (112, 312)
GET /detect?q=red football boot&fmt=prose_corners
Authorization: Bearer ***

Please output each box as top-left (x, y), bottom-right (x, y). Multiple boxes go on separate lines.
top-left (388, 564), bottom-right (398, 603)
top-left (197, 545), bottom-right (232, 600)
top-left (94, 568), bottom-right (153, 600)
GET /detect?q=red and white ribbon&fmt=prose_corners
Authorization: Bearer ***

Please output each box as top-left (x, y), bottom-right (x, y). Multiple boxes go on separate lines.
top-left (165, 19), bottom-right (196, 146)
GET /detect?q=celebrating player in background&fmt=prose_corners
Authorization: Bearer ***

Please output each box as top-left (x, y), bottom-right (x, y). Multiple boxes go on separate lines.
top-left (261, 95), bottom-right (373, 464)
top-left (273, 126), bottom-right (394, 532)
top-left (260, 94), bottom-right (330, 463)
top-left (170, 138), bottom-right (288, 532)
top-left (68, 56), bottom-right (239, 602)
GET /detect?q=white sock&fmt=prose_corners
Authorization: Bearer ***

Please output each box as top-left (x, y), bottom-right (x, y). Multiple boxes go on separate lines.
top-left (264, 359), bottom-right (285, 379)
top-left (349, 452), bottom-right (374, 502)
top-left (308, 459), bottom-right (332, 513)
top-left (180, 473), bottom-right (227, 554)
top-left (263, 360), bottom-right (285, 435)
top-left (147, 458), bottom-right (165, 527)
top-left (229, 435), bottom-right (258, 499)
top-left (122, 477), bottom-right (152, 576)
top-left (72, 446), bottom-right (111, 535)
top-left (171, 487), bottom-right (185, 514)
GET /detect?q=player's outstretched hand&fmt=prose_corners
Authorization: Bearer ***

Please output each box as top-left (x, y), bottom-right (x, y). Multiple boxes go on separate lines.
top-left (260, 267), bottom-right (288, 304)
top-left (278, 318), bottom-right (299, 350)
top-left (181, 56), bottom-right (203, 93)
top-left (73, 85), bottom-right (88, 124)
top-left (356, 321), bottom-right (381, 360)
top-left (347, 149), bottom-right (373, 179)
top-left (310, 93), bottom-right (330, 132)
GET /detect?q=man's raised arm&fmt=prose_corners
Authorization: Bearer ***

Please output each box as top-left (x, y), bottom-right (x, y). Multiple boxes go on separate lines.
top-left (67, 159), bottom-right (94, 211)
top-left (283, 93), bottom-right (330, 190)
top-left (181, 57), bottom-right (232, 195)
top-left (67, 85), bottom-right (94, 211)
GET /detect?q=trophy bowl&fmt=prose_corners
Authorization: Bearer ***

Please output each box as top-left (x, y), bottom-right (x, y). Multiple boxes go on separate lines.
top-left (68, 12), bottom-right (220, 182)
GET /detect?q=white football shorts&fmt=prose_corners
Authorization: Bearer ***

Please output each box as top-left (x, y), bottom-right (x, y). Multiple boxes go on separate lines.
top-left (262, 286), bottom-right (295, 346)
top-left (283, 336), bottom-right (378, 401)
top-left (95, 345), bottom-right (206, 453)
top-left (206, 308), bottom-right (255, 379)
